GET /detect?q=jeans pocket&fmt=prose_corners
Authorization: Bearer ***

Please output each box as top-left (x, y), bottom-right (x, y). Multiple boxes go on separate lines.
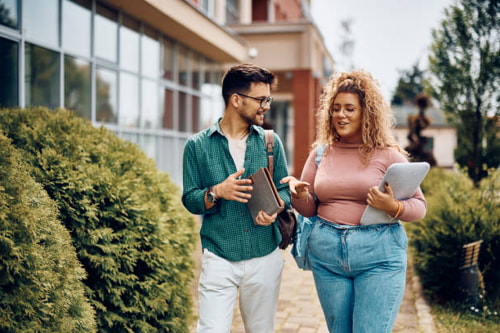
top-left (390, 225), bottom-right (408, 250)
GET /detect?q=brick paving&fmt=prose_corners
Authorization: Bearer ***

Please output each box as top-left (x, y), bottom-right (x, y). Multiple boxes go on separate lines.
top-left (190, 246), bottom-right (434, 332)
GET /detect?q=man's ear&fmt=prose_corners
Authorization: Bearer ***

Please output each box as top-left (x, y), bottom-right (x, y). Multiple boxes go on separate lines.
top-left (231, 94), bottom-right (241, 108)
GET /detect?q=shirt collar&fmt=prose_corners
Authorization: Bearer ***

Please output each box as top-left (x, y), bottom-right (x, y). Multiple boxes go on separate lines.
top-left (208, 118), bottom-right (261, 137)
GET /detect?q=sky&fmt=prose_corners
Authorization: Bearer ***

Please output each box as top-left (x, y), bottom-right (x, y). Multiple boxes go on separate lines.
top-left (310, 0), bottom-right (455, 100)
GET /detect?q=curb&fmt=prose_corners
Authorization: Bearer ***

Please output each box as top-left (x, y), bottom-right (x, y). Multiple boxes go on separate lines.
top-left (412, 272), bottom-right (437, 333)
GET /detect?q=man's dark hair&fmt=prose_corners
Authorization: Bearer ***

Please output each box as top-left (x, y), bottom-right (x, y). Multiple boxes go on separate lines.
top-left (221, 63), bottom-right (276, 106)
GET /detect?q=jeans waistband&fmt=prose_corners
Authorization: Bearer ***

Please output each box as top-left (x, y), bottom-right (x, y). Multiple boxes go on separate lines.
top-left (315, 216), bottom-right (401, 232)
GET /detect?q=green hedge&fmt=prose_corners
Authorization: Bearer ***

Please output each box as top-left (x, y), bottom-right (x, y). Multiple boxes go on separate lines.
top-left (0, 107), bottom-right (197, 332)
top-left (407, 167), bottom-right (500, 307)
top-left (0, 133), bottom-right (96, 332)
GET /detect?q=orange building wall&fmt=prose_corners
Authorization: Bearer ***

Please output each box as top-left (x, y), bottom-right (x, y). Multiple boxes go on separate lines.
top-left (292, 69), bottom-right (321, 177)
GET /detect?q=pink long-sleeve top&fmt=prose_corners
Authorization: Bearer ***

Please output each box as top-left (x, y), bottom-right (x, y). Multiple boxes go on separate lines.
top-left (292, 142), bottom-right (427, 225)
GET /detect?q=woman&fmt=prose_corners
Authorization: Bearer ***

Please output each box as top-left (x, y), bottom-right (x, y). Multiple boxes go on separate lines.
top-left (281, 70), bottom-right (427, 333)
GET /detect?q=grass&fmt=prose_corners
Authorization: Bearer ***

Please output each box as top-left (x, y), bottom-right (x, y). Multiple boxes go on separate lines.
top-left (431, 302), bottom-right (500, 333)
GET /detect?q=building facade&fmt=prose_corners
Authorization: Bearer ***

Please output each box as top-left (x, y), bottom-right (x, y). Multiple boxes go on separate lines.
top-left (0, 0), bottom-right (333, 184)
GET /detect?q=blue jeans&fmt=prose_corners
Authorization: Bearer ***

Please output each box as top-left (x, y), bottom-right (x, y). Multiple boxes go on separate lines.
top-left (308, 218), bottom-right (407, 333)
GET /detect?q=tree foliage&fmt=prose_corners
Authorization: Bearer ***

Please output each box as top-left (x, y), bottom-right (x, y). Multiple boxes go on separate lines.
top-left (0, 107), bottom-right (197, 332)
top-left (0, 134), bottom-right (96, 332)
top-left (391, 63), bottom-right (426, 106)
top-left (428, 0), bottom-right (500, 185)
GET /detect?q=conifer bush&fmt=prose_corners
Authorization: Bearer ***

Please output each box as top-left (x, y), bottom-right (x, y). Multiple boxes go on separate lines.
top-left (407, 167), bottom-right (500, 306)
top-left (0, 134), bottom-right (96, 332)
top-left (0, 107), bottom-right (197, 332)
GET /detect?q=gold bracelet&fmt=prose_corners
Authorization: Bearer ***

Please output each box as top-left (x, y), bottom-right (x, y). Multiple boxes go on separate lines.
top-left (393, 200), bottom-right (403, 219)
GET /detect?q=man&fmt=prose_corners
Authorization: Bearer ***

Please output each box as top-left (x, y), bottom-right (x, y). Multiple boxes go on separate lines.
top-left (182, 63), bottom-right (290, 332)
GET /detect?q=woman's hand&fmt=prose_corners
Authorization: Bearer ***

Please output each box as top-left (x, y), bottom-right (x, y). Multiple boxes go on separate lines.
top-left (366, 182), bottom-right (402, 217)
top-left (281, 176), bottom-right (310, 200)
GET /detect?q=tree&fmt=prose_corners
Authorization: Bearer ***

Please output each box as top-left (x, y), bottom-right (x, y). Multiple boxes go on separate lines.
top-left (391, 62), bottom-right (426, 106)
top-left (428, 0), bottom-right (500, 185)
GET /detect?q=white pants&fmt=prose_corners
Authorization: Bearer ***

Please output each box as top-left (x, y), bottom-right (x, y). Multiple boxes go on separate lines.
top-left (197, 248), bottom-right (284, 333)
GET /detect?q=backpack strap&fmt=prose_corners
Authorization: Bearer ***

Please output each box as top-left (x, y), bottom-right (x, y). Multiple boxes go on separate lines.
top-left (264, 130), bottom-right (275, 175)
top-left (315, 144), bottom-right (326, 166)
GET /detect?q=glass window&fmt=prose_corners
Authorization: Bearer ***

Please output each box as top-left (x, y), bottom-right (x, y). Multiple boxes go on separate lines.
top-left (64, 55), bottom-right (91, 119)
top-left (141, 79), bottom-right (159, 129)
top-left (162, 38), bottom-right (174, 80)
top-left (192, 53), bottom-right (201, 90)
top-left (162, 88), bottom-right (173, 129)
top-left (0, 0), bottom-right (18, 29)
top-left (138, 134), bottom-right (157, 161)
top-left (178, 45), bottom-right (188, 86)
top-left (95, 3), bottom-right (117, 63)
top-left (191, 94), bottom-right (200, 132)
top-left (141, 26), bottom-right (160, 78)
top-left (96, 67), bottom-right (117, 124)
top-left (178, 91), bottom-right (188, 132)
top-left (25, 43), bottom-right (60, 108)
top-left (119, 15), bottom-right (139, 73)
top-left (0, 37), bottom-right (18, 107)
top-left (62, 0), bottom-right (91, 57)
top-left (226, 0), bottom-right (239, 24)
top-left (23, 0), bottom-right (58, 47)
top-left (119, 72), bottom-right (139, 127)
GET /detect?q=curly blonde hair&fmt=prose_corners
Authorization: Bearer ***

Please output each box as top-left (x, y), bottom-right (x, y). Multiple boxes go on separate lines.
top-left (314, 70), bottom-right (406, 164)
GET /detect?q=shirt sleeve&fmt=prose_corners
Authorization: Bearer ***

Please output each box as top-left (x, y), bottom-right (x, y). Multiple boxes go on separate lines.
top-left (181, 138), bottom-right (216, 215)
top-left (272, 133), bottom-right (292, 209)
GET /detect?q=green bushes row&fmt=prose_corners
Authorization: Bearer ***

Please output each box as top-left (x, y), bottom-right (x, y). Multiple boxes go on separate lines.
top-left (407, 167), bottom-right (500, 307)
top-left (0, 133), bottom-right (96, 332)
top-left (0, 107), bottom-right (198, 332)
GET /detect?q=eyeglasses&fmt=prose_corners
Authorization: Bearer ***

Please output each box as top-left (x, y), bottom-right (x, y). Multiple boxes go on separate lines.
top-left (330, 107), bottom-right (358, 117)
top-left (235, 92), bottom-right (273, 108)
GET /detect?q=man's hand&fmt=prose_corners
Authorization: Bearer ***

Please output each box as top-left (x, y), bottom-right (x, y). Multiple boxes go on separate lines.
top-left (254, 210), bottom-right (278, 226)
top-left (214, 168), bottom-right (253, 203)
top-left (281, 176), bottom-right (310, 200)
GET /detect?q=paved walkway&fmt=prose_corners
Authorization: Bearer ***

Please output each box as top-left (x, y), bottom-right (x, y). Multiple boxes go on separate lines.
top-left (190, 247), bottom-right (436, 333)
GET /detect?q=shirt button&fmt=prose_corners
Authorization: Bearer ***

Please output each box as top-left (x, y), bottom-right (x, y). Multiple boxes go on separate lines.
top-left (244, 229), bottom-right (249, 232)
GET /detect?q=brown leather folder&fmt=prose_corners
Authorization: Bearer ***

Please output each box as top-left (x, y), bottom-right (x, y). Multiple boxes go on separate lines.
top-left (246, 167), bottom-right (284, 224)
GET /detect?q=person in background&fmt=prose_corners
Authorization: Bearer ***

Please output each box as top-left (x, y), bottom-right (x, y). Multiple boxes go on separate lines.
top-left (182, 63), bottom-right (290, 333)
top-left (282, 70), bottom-right (427, 333)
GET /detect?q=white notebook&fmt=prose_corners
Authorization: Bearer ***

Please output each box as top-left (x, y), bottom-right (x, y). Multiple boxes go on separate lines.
top-left (360, 162), bottom-right (430, 225)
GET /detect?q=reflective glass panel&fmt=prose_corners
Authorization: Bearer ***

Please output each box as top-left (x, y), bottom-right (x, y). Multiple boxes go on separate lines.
top-left (23, 0), bottom-right (58, 47)
top-left (64, 55), bottom-right (91, 119)
top-left (191, 95), bottom-right (200, 132)
top-left (162, 38), bottom-right (174, 80)
top-left (192, 53), bottom-right (201, 90)
top-left (95, 4), bottom-right (117, 62)
top-left (141, 79), bottom-right (159, 129)
top-left (25, 43), bottom-right (60, 108)
top-left (178, 45), bottom-right (188, 86)
top-left (178, 91), bottom-right (188, 132)
top-left (0, 0), bottom-right (18, 29)
top-left (138, 134), bottom-right (157, 161)
top-left (119, 15), bottom-right (139, 72)
top-left (0, 37), bottom-right (18, 107)
top-left (162, 89), bottom-right (173, 129)
top-left (96, 67), bottom-right (118, 124)
top-left (119, 72), bottom-right (139, 127)
top-left (141, 27), bottom-right (159, 78)
top-left (62, 0), bottom-right (91, 57)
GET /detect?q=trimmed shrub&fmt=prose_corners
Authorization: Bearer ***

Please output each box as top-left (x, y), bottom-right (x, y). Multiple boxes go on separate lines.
top-left (0, 107), bottom-right (197, 332)
top-left (407, 167), bottom-right (500, 306)
top-left (0, 134), bottom-right (96, 332)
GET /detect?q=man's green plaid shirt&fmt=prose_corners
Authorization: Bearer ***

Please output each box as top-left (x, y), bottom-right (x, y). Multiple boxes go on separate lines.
top-left (182, 120), bottom-right (291, 261)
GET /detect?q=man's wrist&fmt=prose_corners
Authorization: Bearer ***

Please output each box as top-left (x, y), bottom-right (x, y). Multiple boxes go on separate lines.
top-left (207, 186), bottom-right (218, 203)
